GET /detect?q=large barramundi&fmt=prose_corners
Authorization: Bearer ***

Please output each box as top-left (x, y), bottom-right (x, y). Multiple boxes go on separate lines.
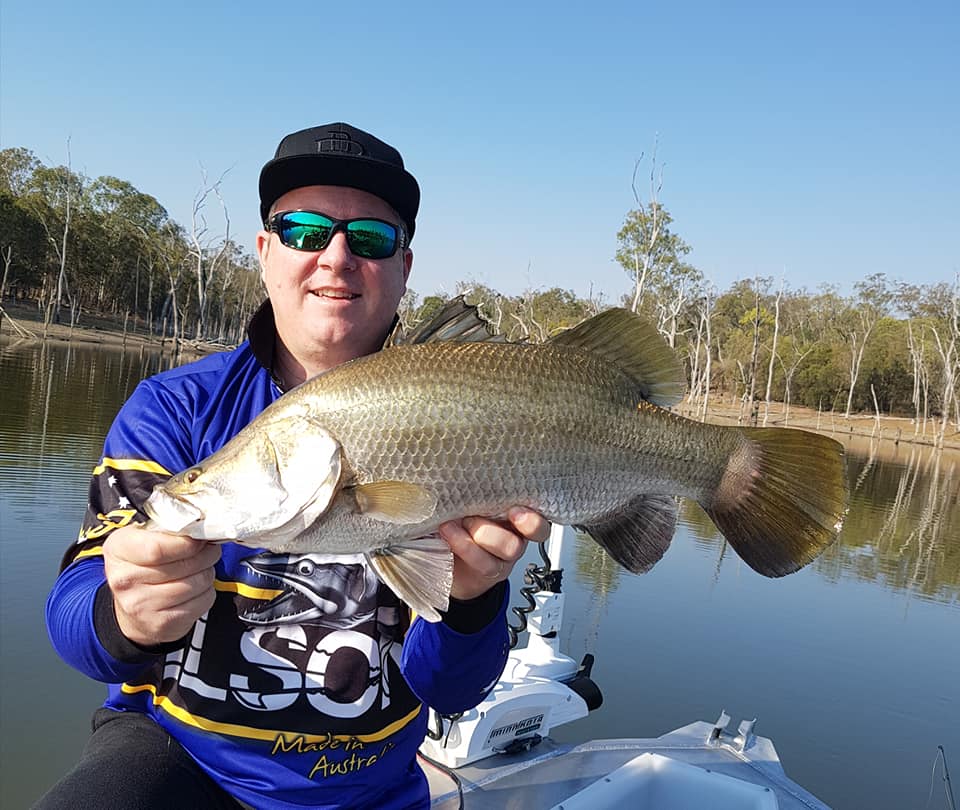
top-left (144, 300), bottom-right (847, 621)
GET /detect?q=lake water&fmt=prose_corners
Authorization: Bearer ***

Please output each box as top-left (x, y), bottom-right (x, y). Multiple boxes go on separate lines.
top-left (1, 336), bottom-right (958, 809)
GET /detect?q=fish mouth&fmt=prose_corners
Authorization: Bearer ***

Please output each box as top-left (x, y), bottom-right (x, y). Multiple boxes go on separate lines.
top-left (143, 490), bottom-right (203, 533)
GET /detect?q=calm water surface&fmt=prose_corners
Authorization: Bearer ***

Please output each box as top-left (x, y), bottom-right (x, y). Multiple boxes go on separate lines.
top-left (1, 337), bottom-right (958, 809)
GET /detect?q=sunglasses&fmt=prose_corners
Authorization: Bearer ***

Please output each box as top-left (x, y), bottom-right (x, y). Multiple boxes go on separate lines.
top-left (267, 210), bottom-right (406, 260)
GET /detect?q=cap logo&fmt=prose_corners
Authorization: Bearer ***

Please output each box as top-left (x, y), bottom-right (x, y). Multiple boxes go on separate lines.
top-left (316, 132), bottom-right (364, 157)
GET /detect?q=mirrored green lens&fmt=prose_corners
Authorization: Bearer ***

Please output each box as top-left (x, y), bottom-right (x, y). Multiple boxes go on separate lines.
top-left (345, 220), bottom-right (398, 259)
top-left (280, 212), bottom-right (333, 251)
top-left (274, 212), bottom-right (400, 258)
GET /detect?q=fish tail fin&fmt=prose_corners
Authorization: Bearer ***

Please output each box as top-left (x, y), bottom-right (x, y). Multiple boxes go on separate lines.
top-left (576, 494), bottom-right (679, 574)
top-left (702, 427), bottom-right (848, 577)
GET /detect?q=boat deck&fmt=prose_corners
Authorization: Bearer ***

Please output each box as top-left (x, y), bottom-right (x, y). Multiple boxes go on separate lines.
top-left (425, 721), bottom-right (829, 809)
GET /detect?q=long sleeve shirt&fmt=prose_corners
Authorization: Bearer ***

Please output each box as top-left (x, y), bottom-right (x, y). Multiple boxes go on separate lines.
top-left (46, 305), bottom-right (510, 809)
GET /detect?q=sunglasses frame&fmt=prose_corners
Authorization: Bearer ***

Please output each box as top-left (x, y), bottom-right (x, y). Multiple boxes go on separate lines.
top-left (267, 210), bottom-right (407, 259)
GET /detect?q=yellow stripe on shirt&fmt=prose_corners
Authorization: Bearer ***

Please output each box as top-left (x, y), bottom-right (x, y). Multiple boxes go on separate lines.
top-left (120, 682), bottom-right (423, 743)
top-left (92, 457), bottom-right (172, 477)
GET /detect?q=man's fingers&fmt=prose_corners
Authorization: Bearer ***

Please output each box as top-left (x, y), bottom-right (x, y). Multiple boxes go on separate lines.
top-left (103, 523), bottom-right (221, 646)
top-left (506, 507), bottom-right (552, 544)
top-left (106, 525), bottom-right (214, 566)
top-left (441, 517), bottom-right (525, 580)
top-left (105, 540), bottom-right (220, 587)
top-left (115, 585), bottom-right (217, 645)
top-left (461, 517), bottom-right (527, 563)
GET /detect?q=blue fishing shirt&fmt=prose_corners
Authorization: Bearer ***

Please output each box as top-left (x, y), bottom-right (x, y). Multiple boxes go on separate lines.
top-left (45, 304), bottom-right (510, 809)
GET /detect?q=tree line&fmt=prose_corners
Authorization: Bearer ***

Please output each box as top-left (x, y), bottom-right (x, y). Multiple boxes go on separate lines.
top-left (0, 146), bottom-right (262, 346)
top-left (2, 146), bottom-right (957, 445)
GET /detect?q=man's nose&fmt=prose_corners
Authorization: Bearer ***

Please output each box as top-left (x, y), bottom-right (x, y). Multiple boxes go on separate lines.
top-left (316, 231), bottom-right (356, 270)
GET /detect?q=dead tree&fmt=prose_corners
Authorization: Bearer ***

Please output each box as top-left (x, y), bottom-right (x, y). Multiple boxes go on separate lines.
top-left (628, 143), bottom-right (663, 313)
top-left (746, 279), bottom-right (763, 426)
top-left (762, 280), bottom-right (784, 426)
top-left (187, 166), bottom-right (231, 341)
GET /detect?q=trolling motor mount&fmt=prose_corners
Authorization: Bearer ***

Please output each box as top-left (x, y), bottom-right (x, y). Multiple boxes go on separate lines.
top-left (420, 524), bottom-right (604, 768)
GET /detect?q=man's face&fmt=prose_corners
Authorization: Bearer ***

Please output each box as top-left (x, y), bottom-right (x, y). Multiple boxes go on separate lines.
top-left (256, 185), bottom-right (412, 376)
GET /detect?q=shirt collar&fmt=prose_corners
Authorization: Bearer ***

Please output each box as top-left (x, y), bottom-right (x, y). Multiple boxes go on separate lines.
top-left (247, 299), bottom-right (282, 387)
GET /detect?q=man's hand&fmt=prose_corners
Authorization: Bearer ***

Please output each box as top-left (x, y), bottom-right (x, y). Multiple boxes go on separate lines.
top-left (102, 524), bottom-right (221, 647)
top-left (439, 508), bottom-right (551, 601)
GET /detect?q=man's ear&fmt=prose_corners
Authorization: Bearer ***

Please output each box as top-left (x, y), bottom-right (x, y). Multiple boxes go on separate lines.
top-left (256, 230), bottom-right (271, 286)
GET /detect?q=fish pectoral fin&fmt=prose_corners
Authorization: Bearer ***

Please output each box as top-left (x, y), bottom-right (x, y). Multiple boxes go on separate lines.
top-left (351, 481), bottom-right (438, 524)
top-left (366, 537), bottom-right (453, 623)
top-left (576, 494), bottom-right (679, 574)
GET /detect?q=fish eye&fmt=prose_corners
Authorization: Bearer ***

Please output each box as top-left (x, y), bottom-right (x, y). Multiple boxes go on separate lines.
top-left (297, 560), bottom-right (315, 576)
top-left (184, 468), bottom-right (202, 484)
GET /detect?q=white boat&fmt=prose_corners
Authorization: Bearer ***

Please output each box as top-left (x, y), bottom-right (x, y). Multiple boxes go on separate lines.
top-left (421, 524), bottom-right (830, 809)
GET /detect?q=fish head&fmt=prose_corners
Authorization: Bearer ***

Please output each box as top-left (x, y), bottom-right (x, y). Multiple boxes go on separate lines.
top-left (144, 413), bottom-right (343, 543)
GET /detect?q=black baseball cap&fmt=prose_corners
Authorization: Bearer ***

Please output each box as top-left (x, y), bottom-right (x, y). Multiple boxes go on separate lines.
top-left (259, 123), bottom-right (420, 240)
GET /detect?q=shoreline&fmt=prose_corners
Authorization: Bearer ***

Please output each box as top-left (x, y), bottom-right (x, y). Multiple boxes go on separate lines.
top-left (0, 301), bottom-right (228, 357)
top-left (3, 302), bottom-right (958, 453)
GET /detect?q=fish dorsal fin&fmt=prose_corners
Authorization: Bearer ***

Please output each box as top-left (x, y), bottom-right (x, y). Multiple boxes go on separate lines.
top-left (548, 309), bottom-right (686, 408)
top-left (387, 296), bottom-right (507, 346)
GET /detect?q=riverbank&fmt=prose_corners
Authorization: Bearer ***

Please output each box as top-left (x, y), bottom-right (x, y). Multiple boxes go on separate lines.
top-left (3, 301), bottom-right (957, 452)
top-left (0, 301), bottom-right (226, 357)
top-left (680, 400), bottom-right (960, 455)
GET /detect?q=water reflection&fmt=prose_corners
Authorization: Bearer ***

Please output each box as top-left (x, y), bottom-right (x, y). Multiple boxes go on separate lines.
top-left (568, 440), bottom-right (960, 605)
top-left (0, 336), bottom-right (213, 808)
top-left (2, 336), bottom-right (959, 810)
top-left (822, 443), bottom-right (959, 602)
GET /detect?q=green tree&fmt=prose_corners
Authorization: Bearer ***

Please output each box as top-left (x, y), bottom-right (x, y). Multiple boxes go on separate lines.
top-left (0, 147), bottom-right (41, 197)
top-left (614, 202), bottom-right (691, 315)
top-left (0, 192), bottom-right (46, 299)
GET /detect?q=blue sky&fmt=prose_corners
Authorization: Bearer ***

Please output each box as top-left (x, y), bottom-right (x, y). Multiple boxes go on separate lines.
top-left (2, 1), bottom-right (956, 305)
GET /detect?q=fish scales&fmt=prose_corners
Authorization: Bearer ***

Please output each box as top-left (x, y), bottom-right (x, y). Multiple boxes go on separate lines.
top-left (144, 301), bottom-right (847, 621)
top-left (281, 340), bottom-right (733, 553)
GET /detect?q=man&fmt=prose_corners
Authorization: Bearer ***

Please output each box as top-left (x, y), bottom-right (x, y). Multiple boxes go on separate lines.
top-left (41, 123), bottom-right (548, 809)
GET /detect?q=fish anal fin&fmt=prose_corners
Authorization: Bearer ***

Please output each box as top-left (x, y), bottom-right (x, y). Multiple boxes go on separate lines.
top-left (577, 494), bottom-right (679, 574)
top-left (367, 536), bottom-right (453, 622)
top-left (549, 309), bottom-right (686, 408)
top-left (352, 481), bottom-right (438, 524)
top-left (702, 427), bottom-right (848, 577)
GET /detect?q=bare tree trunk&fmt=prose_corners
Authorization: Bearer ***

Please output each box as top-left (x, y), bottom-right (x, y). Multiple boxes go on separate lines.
top-left (747, 280), bottom-right (762, 426)
top-left (870, 384), bottom-right (882, 438)
top-left (762, 281), bottom-right (783, 426)
top-left (930, 315), bottom-right (957, 449)
top-left (950, 274), bottom-right (960, 433)
top-left (687, 311), bottom-right (703, 406)
top-left (779, 347), bottom-right (812, 428)
top-left (52, 139), bottom-right (74, 324)
top-left (629, 148), bottom-right (663, 313)
top-left (147, 267), bottom-right (155, 337)
top-left (700, 296), bottom-right (713, 423)
top-left (188, 167), bottom-right (230, 341)
top-left (0, 245), bottom-right (11, 301)
top-left (907, 321), bottom-right (925, 433)
top-left (657, 277), bottom-right (686, 348)
top-left (844, 336), bottom-right (868, 419)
